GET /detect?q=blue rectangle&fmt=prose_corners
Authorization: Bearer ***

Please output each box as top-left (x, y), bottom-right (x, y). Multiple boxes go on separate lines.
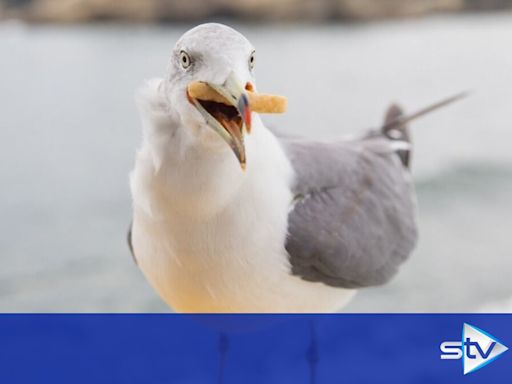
top-left (0, 315), bottom-right (510, 383)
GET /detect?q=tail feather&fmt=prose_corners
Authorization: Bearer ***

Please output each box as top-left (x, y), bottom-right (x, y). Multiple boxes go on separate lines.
top-left (378, 91), bottom-right (469, 169)
top-left (382, 104), bottom-right (411, 168)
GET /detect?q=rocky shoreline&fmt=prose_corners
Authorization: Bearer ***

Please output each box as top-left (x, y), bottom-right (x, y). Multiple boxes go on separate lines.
top-left (1, 0), bottom-right (512, 22)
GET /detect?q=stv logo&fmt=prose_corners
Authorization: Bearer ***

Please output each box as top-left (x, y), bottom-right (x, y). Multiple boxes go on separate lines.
top-left (440, 323), bottom-right (508, 375)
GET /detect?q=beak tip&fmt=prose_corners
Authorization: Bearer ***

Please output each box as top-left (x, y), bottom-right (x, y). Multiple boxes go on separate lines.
top-left (244, 108), bottom-right (252, 134)
top-left (239, 94), bottom-right (252, 133)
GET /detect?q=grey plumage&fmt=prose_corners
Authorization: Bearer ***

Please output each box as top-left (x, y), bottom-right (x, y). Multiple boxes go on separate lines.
top-left (281, 105), bottom-right (418, 288)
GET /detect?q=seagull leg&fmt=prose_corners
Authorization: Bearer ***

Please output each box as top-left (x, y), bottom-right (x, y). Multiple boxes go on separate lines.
top-left (306, 321), bottom-right (319, 384)
top-left (218, 332), bottom-right (229, 384)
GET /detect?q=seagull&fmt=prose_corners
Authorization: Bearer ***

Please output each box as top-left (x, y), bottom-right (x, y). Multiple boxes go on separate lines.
top-left (128, 23), bottom-right (465, 312)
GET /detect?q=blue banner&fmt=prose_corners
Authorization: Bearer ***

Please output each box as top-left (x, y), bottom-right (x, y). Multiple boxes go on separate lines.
top-left (0, 315), bottom-right (510, 383)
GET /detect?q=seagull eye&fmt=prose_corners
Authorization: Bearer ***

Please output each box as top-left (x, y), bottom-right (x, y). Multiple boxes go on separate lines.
top-left (249, 51), bottom-right (255, 71)
top-left (179, 51), bottom-right (191, 69)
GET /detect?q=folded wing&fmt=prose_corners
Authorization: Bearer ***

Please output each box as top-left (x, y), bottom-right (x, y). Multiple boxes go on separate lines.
top-left (280, 105), bottom-right (418, 288)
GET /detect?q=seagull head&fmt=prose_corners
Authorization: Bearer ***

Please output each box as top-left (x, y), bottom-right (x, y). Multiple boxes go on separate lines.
top-left (163, 23), bottom-right (256, 169)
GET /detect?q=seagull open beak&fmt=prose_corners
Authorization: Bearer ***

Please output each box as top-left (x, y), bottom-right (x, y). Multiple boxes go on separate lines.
top-left (187, 72), bottom-right (251, 170)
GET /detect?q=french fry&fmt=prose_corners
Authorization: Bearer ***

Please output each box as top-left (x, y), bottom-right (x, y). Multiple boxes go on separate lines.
top-left (249, 91), bottom-right (287, 114)
top-left (187, 81), bottom-right (287, 114)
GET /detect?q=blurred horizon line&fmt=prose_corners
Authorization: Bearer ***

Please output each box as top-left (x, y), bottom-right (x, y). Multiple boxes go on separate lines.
top-left (1, 0), bottom-right (512, 24)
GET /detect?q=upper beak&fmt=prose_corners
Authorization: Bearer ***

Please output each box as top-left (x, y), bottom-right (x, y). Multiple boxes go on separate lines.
top-left (188, 72), bottom-right (251, 170)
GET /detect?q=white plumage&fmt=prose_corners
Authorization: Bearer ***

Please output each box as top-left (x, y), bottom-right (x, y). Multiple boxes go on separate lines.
top-left (130, 77), bottom-right (354, 312)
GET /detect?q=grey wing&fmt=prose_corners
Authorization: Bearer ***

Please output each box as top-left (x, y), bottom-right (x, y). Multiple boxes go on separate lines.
top-left (279, 113), bottom-right (418, 289)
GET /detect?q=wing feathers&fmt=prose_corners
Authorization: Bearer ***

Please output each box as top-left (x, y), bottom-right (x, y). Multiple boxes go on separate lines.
top-left (281, 133), bottom-right (418, 289)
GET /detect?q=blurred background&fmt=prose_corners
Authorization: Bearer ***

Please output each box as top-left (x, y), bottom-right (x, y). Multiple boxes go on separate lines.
top-left (1, 0), bottom-right (511, 312)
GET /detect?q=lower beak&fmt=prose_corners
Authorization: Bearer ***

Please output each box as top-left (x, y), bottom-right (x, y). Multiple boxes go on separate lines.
top-left (188, 72), bottom-right (251, 170)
